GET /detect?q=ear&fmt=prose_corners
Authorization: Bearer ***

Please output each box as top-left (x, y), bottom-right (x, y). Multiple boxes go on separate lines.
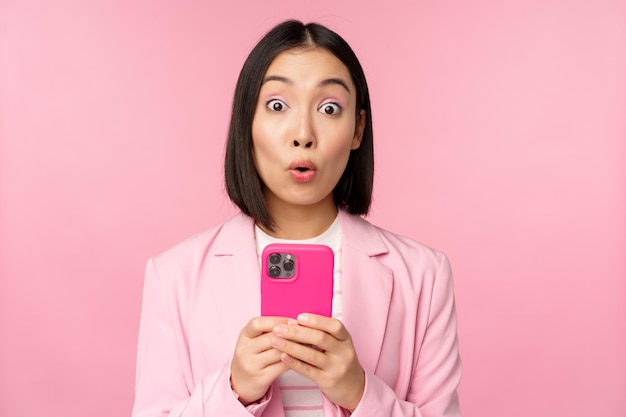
top-left (351, 109), bottom-right (366, 150)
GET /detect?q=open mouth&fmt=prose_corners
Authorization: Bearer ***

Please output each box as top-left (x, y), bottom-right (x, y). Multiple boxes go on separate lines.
top-left (289, 160), bottom-right (317, 172)
top-left (288, 160), bottom-right (317, 182)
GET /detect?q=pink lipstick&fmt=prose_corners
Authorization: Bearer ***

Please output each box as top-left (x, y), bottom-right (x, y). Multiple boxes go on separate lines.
top-left (288, 160), bottom-right (317, 183)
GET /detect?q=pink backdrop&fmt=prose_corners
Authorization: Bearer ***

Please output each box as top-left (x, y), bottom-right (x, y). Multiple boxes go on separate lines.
top-left (1, 0), bottom-right (625, 416)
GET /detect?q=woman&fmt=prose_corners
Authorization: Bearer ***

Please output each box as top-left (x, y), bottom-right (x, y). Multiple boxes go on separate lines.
top-left (133, 19), bottom-right (462, 417)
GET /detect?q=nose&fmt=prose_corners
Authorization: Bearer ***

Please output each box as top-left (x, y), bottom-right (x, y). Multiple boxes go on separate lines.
top-left (291, 111), bottom-right (316, 149)
top-left (293, 139), bottom-right (314, 148)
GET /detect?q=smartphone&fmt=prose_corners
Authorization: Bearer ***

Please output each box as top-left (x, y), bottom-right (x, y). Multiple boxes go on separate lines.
top-left (260, 243), bottom-right (334, 319)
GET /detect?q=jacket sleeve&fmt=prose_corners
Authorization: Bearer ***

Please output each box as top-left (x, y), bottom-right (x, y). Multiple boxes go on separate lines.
top-left (350, 254), bottom-right (463, 417)
top-left (132, 258), bottom-right (273, 417)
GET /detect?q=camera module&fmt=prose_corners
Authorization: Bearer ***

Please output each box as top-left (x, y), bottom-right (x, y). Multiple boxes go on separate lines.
top-left (283, 259), bottom-right (295, 272)
top-left (268, 265), bottom-right (281, 278)
top-left (269, 253), bottom-right (281, 264)
top-left (266, 252), bottom-right (297, 278)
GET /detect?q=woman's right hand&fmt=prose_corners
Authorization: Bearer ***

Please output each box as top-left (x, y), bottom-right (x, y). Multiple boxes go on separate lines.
top-left (230, 316), bottom-right (294, 405)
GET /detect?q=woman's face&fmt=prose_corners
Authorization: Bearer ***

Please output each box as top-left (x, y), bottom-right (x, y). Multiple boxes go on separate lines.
top-left (251, 47), bottom-right (365, 215)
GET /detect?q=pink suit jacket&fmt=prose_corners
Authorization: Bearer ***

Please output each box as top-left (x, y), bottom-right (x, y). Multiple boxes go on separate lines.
top-left (132, 210), bottom-right (462, 417)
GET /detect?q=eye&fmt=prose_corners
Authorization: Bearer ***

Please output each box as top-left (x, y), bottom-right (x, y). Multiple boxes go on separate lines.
top-left (319, 102), bottom-right (341, 115)
top-left (266, 99), bottom-right (287, 112)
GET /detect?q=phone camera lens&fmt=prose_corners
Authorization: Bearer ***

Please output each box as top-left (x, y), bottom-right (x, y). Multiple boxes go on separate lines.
top-left (269, 253), bottom-right (281, 264)
top-left (283, 259), bottom-right (294, 272)
top-left (268, 265), bottom-right (281, 278)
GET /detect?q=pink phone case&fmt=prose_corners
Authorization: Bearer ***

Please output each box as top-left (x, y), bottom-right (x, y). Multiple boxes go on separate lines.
top-left (261, 243), bottom-right (334, 319)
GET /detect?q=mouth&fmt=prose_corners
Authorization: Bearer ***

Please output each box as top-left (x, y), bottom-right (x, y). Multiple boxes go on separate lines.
top-left (288, 160), bottom-right (317, 182)
top-left (288, 160), bottom-right (317, 172)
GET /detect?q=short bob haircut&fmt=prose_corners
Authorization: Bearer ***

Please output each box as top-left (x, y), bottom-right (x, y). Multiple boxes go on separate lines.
top-left (224, 20), bottom-right (374, 231)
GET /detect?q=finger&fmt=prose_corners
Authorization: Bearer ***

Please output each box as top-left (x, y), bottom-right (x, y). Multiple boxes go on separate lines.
top-left (272, 336), bottom-right (327, 369)
top-left (272, 323), bottom-right (333, 351)
top-left (255, 346), bottom-right (285, 369)
top-left (232, 347), bottom-right (282, 375)
top-left (296, 314), bottom-right (350, 341)
top-left (242, 316), bottom-right (296, 338)
top-left (263, 360), bottom-right (290, 379)
top-left (279, 352), bottom-right (320, 381)
top-left (236, 331), bottom-right (272, 355)
top-left (254, 332), bottom-right (283, 353)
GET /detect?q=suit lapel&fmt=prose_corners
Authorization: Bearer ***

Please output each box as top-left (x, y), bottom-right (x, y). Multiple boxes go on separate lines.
top-left (208, 213), bottom-right (261, 351)
top-left (339, 211), bottom-right (393, 374)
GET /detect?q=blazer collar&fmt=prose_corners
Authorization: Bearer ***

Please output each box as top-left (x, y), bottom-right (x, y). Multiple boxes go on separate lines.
top-left (337, 210), bottom-right (392, 374)
top-left (211, 210), bottom-right (389, 256)
top-left (337, 209), bottom-right (388, 256)
top-left (213, 212), bottom-right (256, 256)
top-left (209, 213), bottom-right (260, 351)
top-left (210, 211), bottom-right (393, 374)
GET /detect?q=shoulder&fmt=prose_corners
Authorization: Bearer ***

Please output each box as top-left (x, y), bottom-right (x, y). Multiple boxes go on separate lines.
top-left (342, 212), bottom-right (453, 297)
top-left (343, 212), bottom-right (448, 270)
top-left (377, 223), bottom-right (447, 267)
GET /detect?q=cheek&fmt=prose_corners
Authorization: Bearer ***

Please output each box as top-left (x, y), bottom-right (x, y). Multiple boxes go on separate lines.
top-left (251, 111), bottom-right (280, 147)
top-left (324, 137), bottom-right (355, 176)
top-left (328, 122), bottom-right (358, 152)
top-left (251, 124), bottom-right (278, 172)
top-left (251, 119), bottom-right (270, 155)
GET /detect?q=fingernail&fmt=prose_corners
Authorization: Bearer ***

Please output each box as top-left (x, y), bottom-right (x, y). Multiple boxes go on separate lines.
top-left (297, 313), bottom-right (309, 323)
top-left (272, 337), bottom-right (285, 347)
top-left (274, 326), bottom-right (287, 335)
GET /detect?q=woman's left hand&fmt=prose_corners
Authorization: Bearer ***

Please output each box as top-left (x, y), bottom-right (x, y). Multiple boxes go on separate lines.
top-left (271, 313), bottom-right (365, 412)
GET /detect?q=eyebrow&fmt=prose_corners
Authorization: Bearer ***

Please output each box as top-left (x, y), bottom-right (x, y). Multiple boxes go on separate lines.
top-left (262, 75), bottom-right (351, 93)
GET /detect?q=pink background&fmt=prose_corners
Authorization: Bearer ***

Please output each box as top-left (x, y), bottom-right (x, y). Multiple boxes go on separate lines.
top-left (1, 0), bottom-right (625, 416)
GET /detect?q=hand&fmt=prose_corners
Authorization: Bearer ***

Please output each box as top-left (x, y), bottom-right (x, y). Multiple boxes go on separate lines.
top-left (271, 313), bottom-right (365, 412)
top-left (230, 316), bottom-right (295, 405)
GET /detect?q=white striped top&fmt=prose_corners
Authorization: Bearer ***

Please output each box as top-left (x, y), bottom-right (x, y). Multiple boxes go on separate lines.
top-left (255, 216), bottom-right (343, 417)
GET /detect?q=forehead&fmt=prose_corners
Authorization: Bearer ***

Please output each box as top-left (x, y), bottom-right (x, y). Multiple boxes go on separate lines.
top-left (264, 47), bottom-right (353, 88)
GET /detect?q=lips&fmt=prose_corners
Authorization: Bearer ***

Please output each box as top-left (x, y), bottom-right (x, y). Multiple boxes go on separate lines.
top-left (288, 160), bottom-right (317, 182)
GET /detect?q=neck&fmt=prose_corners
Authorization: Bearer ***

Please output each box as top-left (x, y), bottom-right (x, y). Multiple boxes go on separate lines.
top-left (260, 197), bottom-right (338, 240)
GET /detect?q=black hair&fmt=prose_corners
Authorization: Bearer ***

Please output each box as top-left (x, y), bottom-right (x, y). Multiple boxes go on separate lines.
top-left (224, 19), bottom-right (374, 231)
